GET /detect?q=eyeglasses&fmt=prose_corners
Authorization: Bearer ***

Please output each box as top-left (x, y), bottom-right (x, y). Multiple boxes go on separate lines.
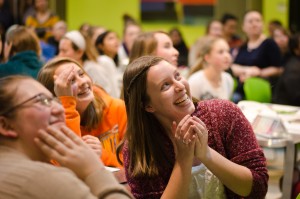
top-left (2, 93), bottom-right (60, 116)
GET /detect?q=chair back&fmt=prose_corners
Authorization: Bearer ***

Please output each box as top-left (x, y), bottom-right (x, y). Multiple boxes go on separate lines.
top-left (244, 77), bottom-right (272, 103)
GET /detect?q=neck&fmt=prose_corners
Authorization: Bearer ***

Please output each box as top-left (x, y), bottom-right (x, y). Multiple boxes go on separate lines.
top-left (204, 66), bottom-right (222, 87)
top-left (248, 34), bottom-right (265, 42)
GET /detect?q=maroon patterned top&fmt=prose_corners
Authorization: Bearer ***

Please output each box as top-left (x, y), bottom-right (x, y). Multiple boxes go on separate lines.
top-left (123, 99), bottom-right (268, 199)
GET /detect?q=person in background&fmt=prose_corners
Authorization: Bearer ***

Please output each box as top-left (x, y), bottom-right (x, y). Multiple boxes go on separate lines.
top-left (58, 30), bottom-right (119, 98)
top-left (118, 14), bottom-right (142, 68)
top-left (95, 30), bottom-right (122, 96)
top-left (0, 75), bottom-right (133, 199)
top-left (47, 20), bottom-right (67, 55)
top-left (268, 19), bottom-right (282, 37)
top-left (188, 36), bottom-right (234, 100)
top-left (118, 55), bottom-right (268, 198)
top-left (87, 25), bottom-right (107, 46)
top-left (273, 33), bottom-right (300, 106)
top-left (0, 25), bottom-right (43, 78)
top-left (38, 57), bottom-right (127, 168)
top-left (188, 20), bottom-right (223, 67)
top-left (25, 0), bottom-right (59, 41)
top-left (129, 31), bottom-right (179, 66)
top-left (169, 27), bottom-right (189, 66)
top-left (231, 10), bottom-right (282, 102)
top-left (220, 13), bottom-right (243, 59)
top-left (272, 26), bottom-right (291, 66)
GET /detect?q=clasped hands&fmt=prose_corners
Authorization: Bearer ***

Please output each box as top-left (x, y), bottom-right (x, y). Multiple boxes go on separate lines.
top-left (173, 115), bottom-right (209, 161)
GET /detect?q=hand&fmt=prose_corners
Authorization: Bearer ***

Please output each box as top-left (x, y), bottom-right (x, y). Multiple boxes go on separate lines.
top-left (189, 116), bottom-right (210, 161)
top-left (53, 66), bottom-right (78, 97)
top-left (172, 115), bottom-right (196, 161)
top-left (82, 135), bottom-right (102, 157)
top-left (240, 66), bottom-right (261, 82)
top-left (34, 125), bottom-right (104, 179)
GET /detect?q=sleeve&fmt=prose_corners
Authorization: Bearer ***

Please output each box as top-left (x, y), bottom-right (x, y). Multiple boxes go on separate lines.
top-left (59, 96), bottom-right (81, 136)
top-left (101, 149), bottom-right (122, 168)
top-left (115, 99), bottom-right (127, 141)
top-left (218, 100), bottom-right (268, 198)
top-left (266, 39), bottom-right (281, 67)
top-left (25, 166), bottom-right (133, 199)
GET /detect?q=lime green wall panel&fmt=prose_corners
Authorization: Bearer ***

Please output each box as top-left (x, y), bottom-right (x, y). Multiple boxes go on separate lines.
top-left (263, 0), bottom-right (289, 28)
top-left (66, 0), bottom-right (140, 37)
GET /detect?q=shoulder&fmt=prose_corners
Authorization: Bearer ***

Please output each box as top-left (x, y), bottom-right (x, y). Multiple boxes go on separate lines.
top-left (196, 99), bottom-right (240, 117)
top-left (188, 70), bottom-right (204, 81)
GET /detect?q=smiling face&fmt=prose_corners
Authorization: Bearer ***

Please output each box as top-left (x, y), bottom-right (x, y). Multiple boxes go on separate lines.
top-left (7, 79), bottom-right (65, 161)
top-left (58, 38), bottom-right (83, 61)
top-left (145, 60), bottom-right (195, 127)
top-left (154, 32), bottom-right (179, 66)
top-left (205, 39), bottom-right (232, 71)
top-left (54, 63), bottom-right (94, 115)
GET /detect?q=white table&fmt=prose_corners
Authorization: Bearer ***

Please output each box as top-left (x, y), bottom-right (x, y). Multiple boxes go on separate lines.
top-left (238, 101), bottom-right (300, 199)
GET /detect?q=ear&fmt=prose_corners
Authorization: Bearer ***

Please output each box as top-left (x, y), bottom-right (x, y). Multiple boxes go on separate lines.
top-left (144, 104), bottom-right (155, 113)
top-left (75, 49), bottom-right (84, 60)
top-left (204, 53), bottom-right (210, 64)
top-left (0, 116), bottom-right (18, 138)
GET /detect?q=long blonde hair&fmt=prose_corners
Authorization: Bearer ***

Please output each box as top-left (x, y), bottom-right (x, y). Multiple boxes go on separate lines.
top-left (189, 36), bottom-right (222, 76)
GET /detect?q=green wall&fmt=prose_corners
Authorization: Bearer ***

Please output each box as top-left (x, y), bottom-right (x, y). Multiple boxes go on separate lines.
top-left (66, 0), bottom-right (289, 47)
top-left (263, 0), bottom-right (289, 28)
top-left (66, 0), bottom-right (139, 37)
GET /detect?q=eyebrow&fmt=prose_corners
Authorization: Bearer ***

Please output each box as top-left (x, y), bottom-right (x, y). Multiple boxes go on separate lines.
top-left (156, 70), bottom-right (178, 86)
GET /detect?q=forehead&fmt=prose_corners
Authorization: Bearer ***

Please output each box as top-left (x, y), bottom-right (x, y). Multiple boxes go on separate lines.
top-left (59, 38), bottom-right (73, 48)
top-left (15, 79), bottom-right (51, 102)
top-left (244, 11), bottom-right (261, 21)
top-left (147, 60), bottom-right (176, 81)
top-left (154, 33), bottom-right (171, 43)
top-left (54, 62), bottom-right (81, 75)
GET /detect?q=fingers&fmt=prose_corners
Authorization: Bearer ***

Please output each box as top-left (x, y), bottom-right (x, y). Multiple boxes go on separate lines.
top-left (35, 128), bottom-right (69, 161)
top-left (53, 66), bottom-right (76, 96)
top-left (61, 126), bottom-right (83, 146)
top-left (174, 115), bottom-right (197, 145)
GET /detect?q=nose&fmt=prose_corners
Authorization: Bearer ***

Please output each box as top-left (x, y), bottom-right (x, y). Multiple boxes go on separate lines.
top-left (51, 100), bottom-right (65, 115)
top-left (174, 80), bottom-right (185, 92)
top-left (173, 47), bottom-right (179, 57)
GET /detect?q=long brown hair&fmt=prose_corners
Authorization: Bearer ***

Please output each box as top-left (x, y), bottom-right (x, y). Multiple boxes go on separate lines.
top-left (37, 57), bottom-right (105, 131)
top-left (118, 55), bottom-right (173, 177)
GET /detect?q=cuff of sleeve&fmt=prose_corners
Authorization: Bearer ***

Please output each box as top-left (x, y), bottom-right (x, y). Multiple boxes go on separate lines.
top-left (84, 169), bottom-right (132, 198)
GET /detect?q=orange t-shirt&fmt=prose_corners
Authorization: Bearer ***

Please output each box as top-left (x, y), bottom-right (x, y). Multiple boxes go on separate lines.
top-left (60, 86), bottom-right (127, 167)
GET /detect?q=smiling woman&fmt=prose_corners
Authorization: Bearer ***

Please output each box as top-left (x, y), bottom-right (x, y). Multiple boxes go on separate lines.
top-left (0, 75), bottom-right (133, 199)
top-left (117, 55), bottom-right (268, 199)
top-left (38, 57), bottom-right (127, 168)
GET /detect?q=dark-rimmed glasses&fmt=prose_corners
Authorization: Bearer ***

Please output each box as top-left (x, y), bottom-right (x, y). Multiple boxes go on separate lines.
top-left (2, 93), bottom-right (60, 116)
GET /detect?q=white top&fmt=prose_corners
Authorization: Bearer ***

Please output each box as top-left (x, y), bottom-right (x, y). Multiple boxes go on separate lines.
top-left (97, 55), bottom-right (121, 98)
top-left (83, 59), bottom-right (119, 98)
top-left (188, 70), bottom-right (234, 100)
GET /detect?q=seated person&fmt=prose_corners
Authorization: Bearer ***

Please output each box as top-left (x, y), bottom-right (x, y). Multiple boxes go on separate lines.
top-left (0, 75), bottom-right (133, 199)
top-left (38, 57), bottom-right (127, 167)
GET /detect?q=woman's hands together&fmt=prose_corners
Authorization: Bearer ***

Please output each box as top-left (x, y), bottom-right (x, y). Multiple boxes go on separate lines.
top-left (172, 115), bottom-right (197, 161)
